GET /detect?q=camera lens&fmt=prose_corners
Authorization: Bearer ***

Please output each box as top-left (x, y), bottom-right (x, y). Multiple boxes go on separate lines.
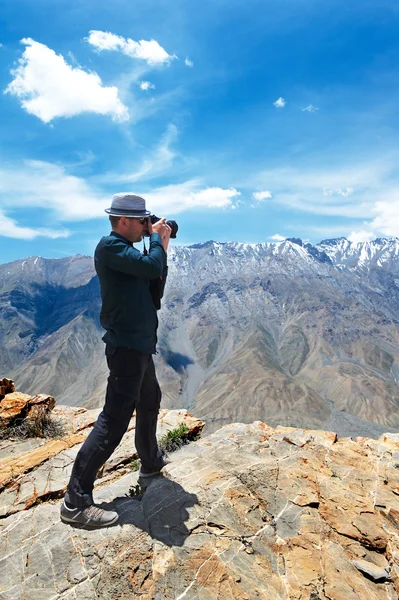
top-left (149, 215), bottom-right (178, 239)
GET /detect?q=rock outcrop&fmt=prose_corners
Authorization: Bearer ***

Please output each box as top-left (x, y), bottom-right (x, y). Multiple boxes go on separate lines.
top-left (0, 404), bottom-right (204, 518)
top-left (0, 379), bottom-right (55, 433)
top-left (0, 378), bottom-right (14, 400)
top-left (1, 412), bottom-right (399, 599)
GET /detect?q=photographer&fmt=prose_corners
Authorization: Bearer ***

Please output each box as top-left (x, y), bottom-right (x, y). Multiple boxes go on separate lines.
top-left (61, 193), bottom-right (171, 528)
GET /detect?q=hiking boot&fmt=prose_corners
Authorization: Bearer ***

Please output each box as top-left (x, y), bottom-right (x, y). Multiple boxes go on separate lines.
top-left (60, 501), bottom-right (119, 527)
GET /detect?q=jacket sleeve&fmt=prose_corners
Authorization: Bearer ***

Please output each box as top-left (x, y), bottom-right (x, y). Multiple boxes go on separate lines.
top-left (159, 264), bottom-right (168, 299)
top-left (149, 264), bottom-right (168, 310)
top-left (96, 234), bottom-right (166, 278)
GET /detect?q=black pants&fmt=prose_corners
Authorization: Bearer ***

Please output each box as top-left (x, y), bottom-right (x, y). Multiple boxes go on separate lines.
top-left (65, 345), bottom-right (163, 508)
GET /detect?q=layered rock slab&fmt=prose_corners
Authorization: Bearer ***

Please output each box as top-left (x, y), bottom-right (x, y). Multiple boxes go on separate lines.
top-left (0, 407), bottom-right (203, 517)
top-left (1, 421), bottom-right (399, 599)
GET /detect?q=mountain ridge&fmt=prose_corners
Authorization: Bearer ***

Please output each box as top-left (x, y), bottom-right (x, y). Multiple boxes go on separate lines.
top-left (2, 236), bottom-right (399, 439)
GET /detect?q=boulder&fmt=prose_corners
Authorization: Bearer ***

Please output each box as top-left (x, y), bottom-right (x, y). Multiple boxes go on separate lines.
top-left (0, 390), bottom-right (55, 431)
top-left (0, 378), bottom-right (15, 399)
top-left (352, 559), bottom-right (390, 582)
top-left (0, 392), bottom-right (32, 428)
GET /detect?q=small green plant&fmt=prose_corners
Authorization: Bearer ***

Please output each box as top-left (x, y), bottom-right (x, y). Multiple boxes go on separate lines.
top-left (127, 483), bottom-right (145, 499)
top-left (130, 459), bottom-right (140, 471)
top-left (158, 422), bottom-right (199, 453)
top-left (0, 415), bottom-right (66, 440)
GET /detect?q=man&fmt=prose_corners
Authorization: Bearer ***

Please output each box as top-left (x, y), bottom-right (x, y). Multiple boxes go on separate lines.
top-left (61, 193), bottom-right (171, 528)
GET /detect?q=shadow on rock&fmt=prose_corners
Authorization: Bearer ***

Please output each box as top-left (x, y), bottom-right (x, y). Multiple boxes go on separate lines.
top-left (104, 475), bottom-right (199, 547)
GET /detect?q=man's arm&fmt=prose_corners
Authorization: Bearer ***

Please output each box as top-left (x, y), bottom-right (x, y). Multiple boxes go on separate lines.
top-left (149, 263), bottom-right (168, 309)
top-left (96, 234), bottom-right (166, 278)
top-left (159, 264), bottom-right (168, 298)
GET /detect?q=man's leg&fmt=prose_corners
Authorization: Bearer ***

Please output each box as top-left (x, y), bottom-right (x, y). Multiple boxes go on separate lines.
top-left (135, 356), bottom-right (164, 473)
top-left (65, 346), bottom-right (149, 508)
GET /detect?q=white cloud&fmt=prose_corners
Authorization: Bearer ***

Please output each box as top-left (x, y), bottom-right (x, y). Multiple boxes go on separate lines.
top-left (347, 230), bottom-right (376, 244)
top-left (0, 158), bottom-right (241, 240)
top-left (185, 58), bottom-right (193, 67)
top-left (189, 187), bottom-right (240, 208)
top-left (87, 30), bottom-right (176, 66)
top-left (5, 38), bottom-right (128, 123)
top-left (253, 190), bottom-right (272, 201)
top-left (370, 192), bottom-right (399, 237)
top-left (269, 234), bottom-right (286, 241)
top-left (139, 80), bottom-right (155, 91)
top-left (0, 210), bottom-right (70, 240)
top-left (302, 104), bottom-right (319, 113)
top-left (252, 160), bottom-right (399, 238)
top-left (273, 97), bottom-right (286, 108)
top-left (253, 161), bottom-right (393, 218)
top-left (323, 187), bottom-right (354, 197)
top-left (144, 181), bottom-right (241, 214)
top-left (0, 160), bottom-right (109, 221)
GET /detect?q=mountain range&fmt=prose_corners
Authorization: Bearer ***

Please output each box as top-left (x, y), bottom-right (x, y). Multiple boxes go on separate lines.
top-left (1, 237), bottom-right (399, 439)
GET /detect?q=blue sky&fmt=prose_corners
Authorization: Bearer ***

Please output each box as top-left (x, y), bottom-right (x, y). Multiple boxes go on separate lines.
top-left (1, 0), bottom-right (399, 263)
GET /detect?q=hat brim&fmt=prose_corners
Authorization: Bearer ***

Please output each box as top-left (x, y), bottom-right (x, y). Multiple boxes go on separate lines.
top-left (105, 208), bottom-right (151, 217)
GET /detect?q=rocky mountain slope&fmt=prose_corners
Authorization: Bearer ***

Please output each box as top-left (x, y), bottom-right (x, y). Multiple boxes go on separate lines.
top-left (1, 238), bottom-right (399, 438)
top-left (1, 391), bottom-right (399, 599)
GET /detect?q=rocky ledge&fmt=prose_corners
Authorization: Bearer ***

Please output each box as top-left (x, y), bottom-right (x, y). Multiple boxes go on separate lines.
top-left (0, 406), bottom-right (399, 600)
top-left (0, 377), bottom-right (55, 434)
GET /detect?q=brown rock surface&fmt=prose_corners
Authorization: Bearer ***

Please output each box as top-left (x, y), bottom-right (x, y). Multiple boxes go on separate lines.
top-left (0, 389), bottom-right (55, 430)
top-left (0, 419), bottom-right (399, 599)
top-left (0, 378), bottom-right (14, 400)
top-left (0, 391), bottom-right (32, 428)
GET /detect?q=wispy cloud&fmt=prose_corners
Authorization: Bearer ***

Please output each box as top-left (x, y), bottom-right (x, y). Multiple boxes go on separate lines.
top-left (250, 190), bottom-right (272, 208)
top-left (0, 156), bottom-right (241, 239)
top-left (139, 80), bottom-right (155, 90)
top-left (302, 104), bottom-right (319, 113)
top-left (323, 187), bottom-right (354, 197)
top-left (269, 233), bottom-right (286, 241)
top-left (253, 159), bottom-right (399, 237)
top-left (5, 38), bottom-right (128, 123)
top-left (87, 30), bottom-right (176, 66)
top-left (0, 210), bottom-right (69, 240)
top-left (185, 58), bottom-right (194, 67)
top-left (102, 123), bottom-right (179, 184)
top-left (0, 160), bottom-right (108, 221)
top-left (273, 97), bottom-right (286, 108)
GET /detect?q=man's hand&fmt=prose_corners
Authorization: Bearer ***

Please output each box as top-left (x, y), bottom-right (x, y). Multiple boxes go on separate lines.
top-left (150, 217), bottom-right (167, 236)
top-left (161, 223), bottom-right (172, 251)
top-left (150, 217), bottom-right (172, 251)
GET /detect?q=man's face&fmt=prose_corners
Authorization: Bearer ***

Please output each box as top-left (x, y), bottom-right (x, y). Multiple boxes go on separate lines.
top-left (120, 217), bottom-right (148, 242)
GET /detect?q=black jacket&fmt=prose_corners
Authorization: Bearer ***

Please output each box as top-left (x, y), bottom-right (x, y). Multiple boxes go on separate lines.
top-left (94, 231), bottom-right (168, 354)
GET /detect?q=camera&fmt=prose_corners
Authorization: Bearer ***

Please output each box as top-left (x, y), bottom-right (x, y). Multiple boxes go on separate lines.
top-left (146, 215), bottom-right (178, 239)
